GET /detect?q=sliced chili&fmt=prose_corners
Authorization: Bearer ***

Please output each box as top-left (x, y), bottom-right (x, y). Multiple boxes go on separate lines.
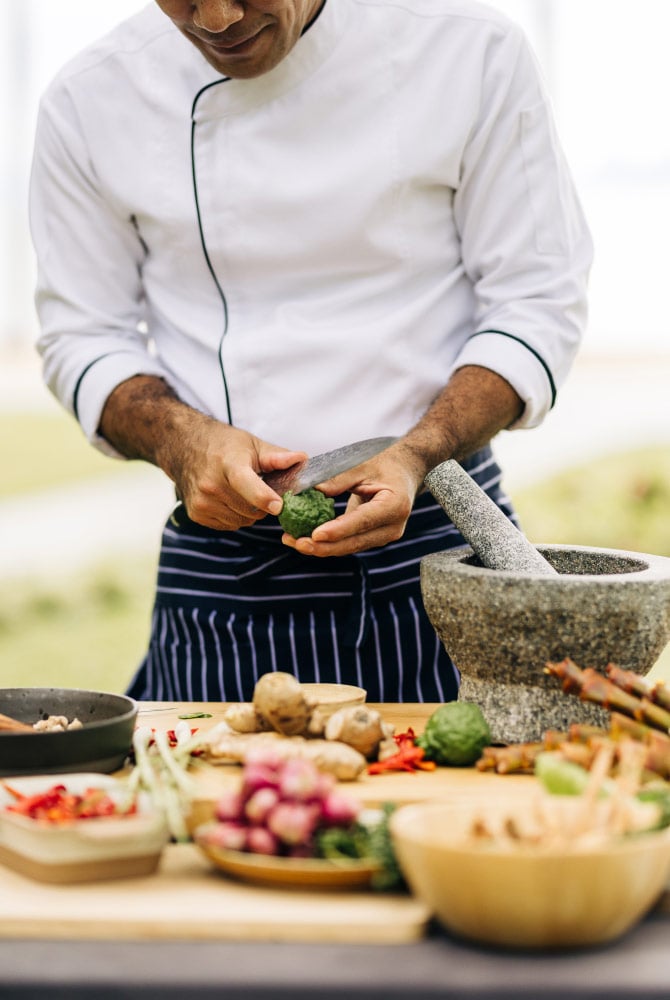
top-left (368, 728), bottom-right (437, 775)
top-left (2, 782), bottom-right (136, 824)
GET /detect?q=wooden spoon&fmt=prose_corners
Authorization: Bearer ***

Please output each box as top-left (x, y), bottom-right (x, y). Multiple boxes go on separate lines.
top-left (0, 712), bottom-right (35, 734)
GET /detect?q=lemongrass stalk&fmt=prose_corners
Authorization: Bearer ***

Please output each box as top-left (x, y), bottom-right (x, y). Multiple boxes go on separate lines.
top-left (153, 729), bottom-right (195, 798)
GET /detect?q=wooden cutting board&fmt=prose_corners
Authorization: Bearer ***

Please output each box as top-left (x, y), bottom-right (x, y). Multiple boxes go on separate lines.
top-left (137, 700), bottom-right (537, 826)
top-left (0, 843), bottom-right (429, 943)
top-left (0, 701), bottom-right (535, 944)
top-left (189, 757), bottom-right (536, 828)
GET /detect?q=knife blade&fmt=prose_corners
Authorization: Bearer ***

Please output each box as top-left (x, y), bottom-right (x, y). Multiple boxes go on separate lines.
top-left (263, 436), bottom-right (399, 495)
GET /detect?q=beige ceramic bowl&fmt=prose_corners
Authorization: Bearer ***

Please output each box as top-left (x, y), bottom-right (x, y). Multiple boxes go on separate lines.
top-left (390, 799), bottom-right (670, 949)
top-left (301, 683), bottom-right (367, 719)
top-left (0, 773), bottom-right (169, 883)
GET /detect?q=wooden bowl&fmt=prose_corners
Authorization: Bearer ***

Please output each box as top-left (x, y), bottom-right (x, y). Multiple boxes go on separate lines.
top-left (390, 799), bottom-right (670, 949)
top-left (300, 683), bottom-right (366, 719)
top-left (194, 824), bottom-right (379, 890)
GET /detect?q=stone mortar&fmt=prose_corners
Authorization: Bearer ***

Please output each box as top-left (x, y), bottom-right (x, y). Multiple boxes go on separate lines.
top-left (420, 544), bottom-right (670, 744)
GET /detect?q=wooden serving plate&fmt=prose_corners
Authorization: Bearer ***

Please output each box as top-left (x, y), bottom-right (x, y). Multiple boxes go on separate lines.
top-left (196, 837), bottom-right (379, 890)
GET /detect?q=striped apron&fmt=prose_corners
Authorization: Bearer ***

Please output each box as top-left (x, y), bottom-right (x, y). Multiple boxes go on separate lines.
top-left (126, 447), bottom-right (517, 703)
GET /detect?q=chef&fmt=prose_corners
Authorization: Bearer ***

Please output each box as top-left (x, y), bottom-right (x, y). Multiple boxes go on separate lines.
top-left (29, 0), bottom-right (593, 703)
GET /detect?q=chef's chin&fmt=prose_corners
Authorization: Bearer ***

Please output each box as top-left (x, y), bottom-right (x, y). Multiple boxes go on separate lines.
top-left (186, 25), bottom-right (288, 79)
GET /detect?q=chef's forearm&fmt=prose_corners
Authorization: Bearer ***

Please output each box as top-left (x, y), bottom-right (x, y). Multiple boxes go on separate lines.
top-left (400, 365), bottom-right (524, 480)
top-left (98, 374), bottom-right (216, 482)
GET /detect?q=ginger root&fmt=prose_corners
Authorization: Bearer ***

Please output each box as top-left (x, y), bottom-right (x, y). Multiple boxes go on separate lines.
top-left (222, 703), bottom-right (270, 734)
top-left (253, 672), bottom-right (316, 737)
top-left (324, 706), bottom-right (393, 760)
top-left (204, 731), bottom-right (367, 781)
top-left (219, 674), bottom-right (395, 776)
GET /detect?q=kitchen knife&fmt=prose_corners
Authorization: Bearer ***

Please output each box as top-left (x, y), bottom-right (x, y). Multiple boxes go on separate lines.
top-left (263, 436), bottom-right (399, 494)
top-left (169, 435), bottom-right (398, 527)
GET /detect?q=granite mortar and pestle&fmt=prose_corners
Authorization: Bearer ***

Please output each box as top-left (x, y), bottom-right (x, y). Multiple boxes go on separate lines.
top-left (421, 460), bottom-right (670, 744)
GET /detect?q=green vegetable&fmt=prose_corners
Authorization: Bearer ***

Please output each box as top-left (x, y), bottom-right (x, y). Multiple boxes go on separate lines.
top-left (534, 752), bottom-right (591, 796)
top-left (416, 701), bottom-right (491, 767)
top-left (636, 786), bottom-right (670, 829)
top-left (129, 725), bottom-right (205, 843)
top-left (278, 488), bottom-right (335, 538)
top-left (534, 752), bottom-right (614, 799)
top-left (315, 804), bottom-right (405, 892)
top-left (364, 804), bottom-right (405, 892)
top-left (316, 824), bottom-right (370, 862)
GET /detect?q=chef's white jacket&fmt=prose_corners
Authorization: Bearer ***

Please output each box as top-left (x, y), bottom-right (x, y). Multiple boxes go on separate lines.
top-left (30, 0), bottom-right (593, 459)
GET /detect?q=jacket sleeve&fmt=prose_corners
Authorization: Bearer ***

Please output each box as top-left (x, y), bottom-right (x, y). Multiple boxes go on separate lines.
top-left (29, 86), bottom-right (169, 457)
top-left (451, 26), bottom-right (593, 429)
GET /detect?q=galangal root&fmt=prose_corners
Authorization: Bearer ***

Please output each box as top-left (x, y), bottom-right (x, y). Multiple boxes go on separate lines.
top-left (474, 740), bottom-right (661, 848)
top-left (478, 658), bottom-right (670, 781)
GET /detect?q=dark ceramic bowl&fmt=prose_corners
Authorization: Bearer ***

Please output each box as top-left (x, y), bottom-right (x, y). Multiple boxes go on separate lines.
top-left (0, 688), bottom-right (137, 776)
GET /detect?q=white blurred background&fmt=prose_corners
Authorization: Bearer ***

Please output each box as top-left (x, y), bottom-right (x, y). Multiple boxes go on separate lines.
top-left (0, 1), bottom-right (669, 576)
top-left (2, 0), bottom-right (669, 357)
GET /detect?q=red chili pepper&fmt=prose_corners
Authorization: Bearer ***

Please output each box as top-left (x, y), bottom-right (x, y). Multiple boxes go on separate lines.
top-left (6, 784), bottom-right (68, 816)
top-left (163, 727), bottom-right (198, 747)
top-left (1, 782), bottom-right (26, 801)
top-left (368, 729), bottom-right (437, 775)
top-left (394, 728), bottom-right (418, 748)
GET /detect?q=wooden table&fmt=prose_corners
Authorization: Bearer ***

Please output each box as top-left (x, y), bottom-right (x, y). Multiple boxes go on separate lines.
top-left (1, 702), bottom-right (670, 999)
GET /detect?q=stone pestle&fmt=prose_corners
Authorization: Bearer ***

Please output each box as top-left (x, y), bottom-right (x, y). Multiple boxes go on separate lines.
top-left (425, 459), bottom-right (558, 576)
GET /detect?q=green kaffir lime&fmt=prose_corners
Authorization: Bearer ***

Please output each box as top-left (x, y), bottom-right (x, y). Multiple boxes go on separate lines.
top-left (278, 488), bottom-right (335, 538)
top-left (416, 701), bottom-right (491, 767)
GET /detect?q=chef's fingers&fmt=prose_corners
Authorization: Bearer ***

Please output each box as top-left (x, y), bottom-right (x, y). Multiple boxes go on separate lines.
top-left (205, 446), bottom-right (308, 520)
top-left (178, 471), bottom-right (276, 527)
top-left (258, 448), bottom-right (308, 476)
top-left (284, 489), bottom-right (412, 557)
top-left (317, 447), bottom-right (423, 503)
top-left (181, 490), bottom-right (262, 529)
top-left (249, 446), bottom-right (310, 511)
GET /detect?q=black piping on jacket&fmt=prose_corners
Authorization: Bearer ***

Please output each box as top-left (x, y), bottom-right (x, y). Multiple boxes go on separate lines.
top-left (191, 76), bottom-right (233, 426)
top-left (469, 328), bottom-right (557, 408)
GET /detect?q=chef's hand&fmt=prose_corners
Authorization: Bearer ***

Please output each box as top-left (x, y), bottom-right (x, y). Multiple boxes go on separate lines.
top-left (170, 421), bottom-right (307, 531)
top-left (281, 366), bottom-right (524, 556)
top-left (280, 441), bottom-right (426, 557)
top-left (98, 375), bottom-right (306, 532)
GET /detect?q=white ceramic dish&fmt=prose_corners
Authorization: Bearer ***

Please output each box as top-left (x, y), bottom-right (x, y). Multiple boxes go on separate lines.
top-left (0, 773), bottom-right (169, 883)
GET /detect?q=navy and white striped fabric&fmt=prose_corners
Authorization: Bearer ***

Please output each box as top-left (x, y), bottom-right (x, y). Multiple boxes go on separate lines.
top-left (127, 447), bottom-right (517, 703)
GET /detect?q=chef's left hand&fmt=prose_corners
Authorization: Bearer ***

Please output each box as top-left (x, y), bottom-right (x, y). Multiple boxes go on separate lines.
top-left (281, 365), bottom-right (524, 556)
top-left (280, 442), bottom-right (428, 557)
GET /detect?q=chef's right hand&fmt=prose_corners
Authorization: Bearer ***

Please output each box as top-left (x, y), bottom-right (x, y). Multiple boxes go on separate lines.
top-left (169, 418), bottom-right (306, 531)
top-left (98, 375), bottom-right (305, 531)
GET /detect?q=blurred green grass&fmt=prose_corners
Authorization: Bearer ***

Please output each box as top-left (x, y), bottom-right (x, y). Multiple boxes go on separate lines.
top-left (0, 412), bottom-right (155, 692)
top-left (1, 412), bottom-right (669, 692)
top-left (512, 446), bottom-right (670, 557)
top-left (0, 411), bottom-right (136, 498)
top-left (0, 559), bottom-right (155, 693)
top-left (512, 447), bottom-right (670, 685)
